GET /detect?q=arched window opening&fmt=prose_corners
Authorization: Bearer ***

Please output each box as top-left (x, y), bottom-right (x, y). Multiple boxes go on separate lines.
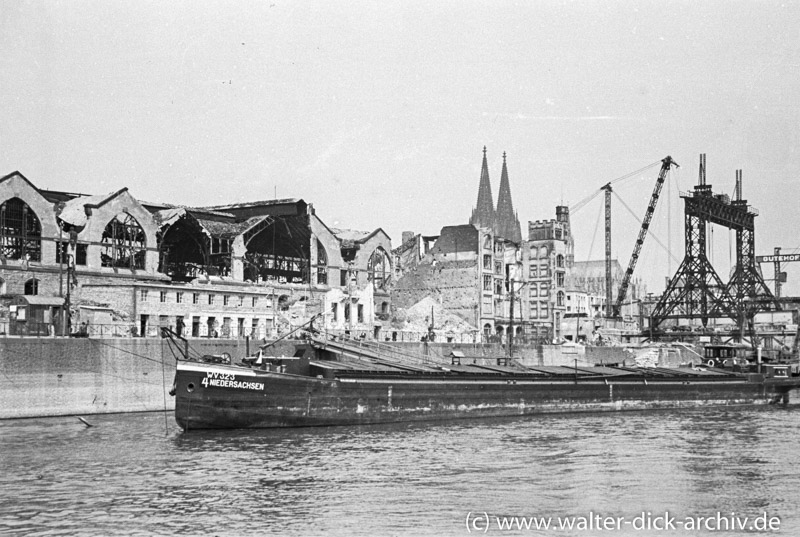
top-left (0, 198), bottom-right (42, 261)
top-left (556, 254), bottom-right (565, 268)
top-left (159, 218), bottom-right (207, 282)
top-left (368, 247), bottom-right (391, 290)
top-left (316, 240), bottom-right (328, 285)
top-left (376, 300), bottom-right (390, 321)
top-left (24, 278), bottom-right (39, 296)
top-left (101, 213), bottom-right (146, 269)
top-left (557, 291), bottom-right (565, 307)
top-left (483, 323), bottom-right (492, 339)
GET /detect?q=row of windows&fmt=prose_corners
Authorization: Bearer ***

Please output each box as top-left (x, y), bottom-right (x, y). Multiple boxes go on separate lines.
top-left (530, 287), bottom-right (567, 307)
top-left (140, 289), bottom-right (274, 309)
top-left (528, 246), bottom-right (565, 265)
top-left (529, 264), bottom-right (550, 278)
top-left (529, 284), bottom-right (550, 297)
top-left (146, 315), bottom-right (271, 338)
top-left (481, 254), bottom-right (505, 274)
top-left (528, 266), bottom-right (565, 286)
top-left (528, 300), bottom-right (566, 318)
top-left (330, 302), bottom-right (364, 323)
top-left (529, 302), bottom-right (550, 318)
top-left (320, 263), bottom-right (393, 289)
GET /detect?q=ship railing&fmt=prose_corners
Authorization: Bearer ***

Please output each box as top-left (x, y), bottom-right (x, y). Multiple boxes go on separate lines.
top-left (323, 328), bottom-right (545, 345)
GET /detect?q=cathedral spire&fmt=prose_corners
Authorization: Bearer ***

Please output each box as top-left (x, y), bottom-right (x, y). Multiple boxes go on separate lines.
top-left (495, 151), bottom-right (522, 243)
top-left (469, 146), bottom-right (495, 231)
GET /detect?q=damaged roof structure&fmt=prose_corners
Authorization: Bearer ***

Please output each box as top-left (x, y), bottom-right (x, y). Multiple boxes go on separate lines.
top-left (0, 171), bottom-right (394, 338)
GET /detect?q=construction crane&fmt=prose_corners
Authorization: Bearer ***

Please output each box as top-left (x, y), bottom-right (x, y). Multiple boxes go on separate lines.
top-left (611, 156), bottom-right (679, 318)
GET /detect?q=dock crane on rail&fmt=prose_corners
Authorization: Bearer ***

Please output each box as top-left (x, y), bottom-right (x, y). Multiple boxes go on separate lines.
top-left (609, 155), bottom-right (679, 318)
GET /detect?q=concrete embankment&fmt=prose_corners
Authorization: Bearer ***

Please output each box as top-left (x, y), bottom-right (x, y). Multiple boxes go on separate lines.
top-left (0, 337), bottom-right (635, 419)
top-left (0, 337), bottom-right (255, 419)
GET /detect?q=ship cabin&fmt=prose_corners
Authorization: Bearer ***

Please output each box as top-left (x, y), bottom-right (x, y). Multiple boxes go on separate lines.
top-left (702, 344), bottom-right (751, 368)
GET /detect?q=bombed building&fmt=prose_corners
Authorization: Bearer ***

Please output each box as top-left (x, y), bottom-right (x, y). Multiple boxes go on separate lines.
top-left (392, 148), bottom-right (531, 342)
top-left (391, 147), bottom-right (644, 344)
top-left (0, 171), bottom-right (392, 338)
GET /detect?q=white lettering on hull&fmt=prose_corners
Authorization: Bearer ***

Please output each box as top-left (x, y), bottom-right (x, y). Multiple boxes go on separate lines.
top-left (201, 374), bottom-right (264, 391)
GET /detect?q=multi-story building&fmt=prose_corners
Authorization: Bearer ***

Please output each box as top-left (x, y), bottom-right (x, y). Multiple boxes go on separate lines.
top-left (0, 171), bottom-right (392, 338)
top-left (391, 223), bottom-right (515, 341)
top-left (520, 206), bottom-right (574, 342)
top-left (392, 147), bottom-right (524, 341)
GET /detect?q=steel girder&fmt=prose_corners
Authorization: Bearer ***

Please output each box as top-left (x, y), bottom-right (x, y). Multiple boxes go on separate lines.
top-left (651, 186), bottom-right (779, 331)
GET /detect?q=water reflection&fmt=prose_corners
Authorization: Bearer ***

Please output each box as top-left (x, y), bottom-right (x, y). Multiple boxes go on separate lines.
top-left (2, 408), bottom-right (799, 535)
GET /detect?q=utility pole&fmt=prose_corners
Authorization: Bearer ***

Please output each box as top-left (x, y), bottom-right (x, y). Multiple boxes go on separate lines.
top-left (509, 276), bottom-right (515, 358)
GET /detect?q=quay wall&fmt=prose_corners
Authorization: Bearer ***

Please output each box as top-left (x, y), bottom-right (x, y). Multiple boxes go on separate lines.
top-left (0, 337), bottom-right (256, 419)
top-left (0, 338), bottom-right (631, 419)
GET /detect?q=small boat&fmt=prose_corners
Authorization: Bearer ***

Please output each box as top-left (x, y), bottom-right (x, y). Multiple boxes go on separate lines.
top-left (165, 324), bottom-right (800, 430)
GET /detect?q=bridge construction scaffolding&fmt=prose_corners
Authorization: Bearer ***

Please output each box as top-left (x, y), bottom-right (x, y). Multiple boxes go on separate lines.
top-left (650, 154), bottom-right (781, 337)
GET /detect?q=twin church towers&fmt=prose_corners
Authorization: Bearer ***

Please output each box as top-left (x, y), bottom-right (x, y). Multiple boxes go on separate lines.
top-left (469, 146), bottom-right (522, 244)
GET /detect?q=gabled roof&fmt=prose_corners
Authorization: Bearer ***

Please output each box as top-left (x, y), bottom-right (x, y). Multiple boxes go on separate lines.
top-left (56, 188), bottom-right (130, 228)
top-left (0, 171), bottom-right (47, 198)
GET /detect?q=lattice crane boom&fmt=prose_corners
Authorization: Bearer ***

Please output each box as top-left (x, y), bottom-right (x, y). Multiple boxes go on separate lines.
top-left (612, 156), bottom-right (678, 318)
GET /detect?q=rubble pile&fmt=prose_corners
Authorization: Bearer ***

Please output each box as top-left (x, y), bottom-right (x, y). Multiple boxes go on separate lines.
top-left (394, 296), bottom-right (477, 335)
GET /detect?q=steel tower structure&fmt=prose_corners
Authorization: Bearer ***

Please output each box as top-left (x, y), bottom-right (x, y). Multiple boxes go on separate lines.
top-left (650, 155), bottom-right (779, 334)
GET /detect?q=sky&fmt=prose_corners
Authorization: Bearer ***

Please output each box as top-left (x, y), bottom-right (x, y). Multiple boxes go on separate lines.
top-left (2, 0), bottom-right (799, 296)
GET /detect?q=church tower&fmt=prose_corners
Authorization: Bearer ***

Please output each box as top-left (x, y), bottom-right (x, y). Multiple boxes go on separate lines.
top-left (494, 151), bottom-right (522, 243)
top-left (469, 146), bottom-right (495, 231)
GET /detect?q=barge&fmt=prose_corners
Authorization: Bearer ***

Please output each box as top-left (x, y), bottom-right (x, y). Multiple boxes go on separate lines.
top-left (166, 326), bottom-right (800, 430)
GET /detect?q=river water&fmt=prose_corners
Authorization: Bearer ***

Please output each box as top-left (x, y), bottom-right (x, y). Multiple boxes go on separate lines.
top-left (1, 407), bottom-right (798, 536)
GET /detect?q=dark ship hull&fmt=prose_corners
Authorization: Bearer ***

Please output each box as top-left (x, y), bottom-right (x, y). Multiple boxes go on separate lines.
top-left (171, 335), bottom-right (799, 430)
